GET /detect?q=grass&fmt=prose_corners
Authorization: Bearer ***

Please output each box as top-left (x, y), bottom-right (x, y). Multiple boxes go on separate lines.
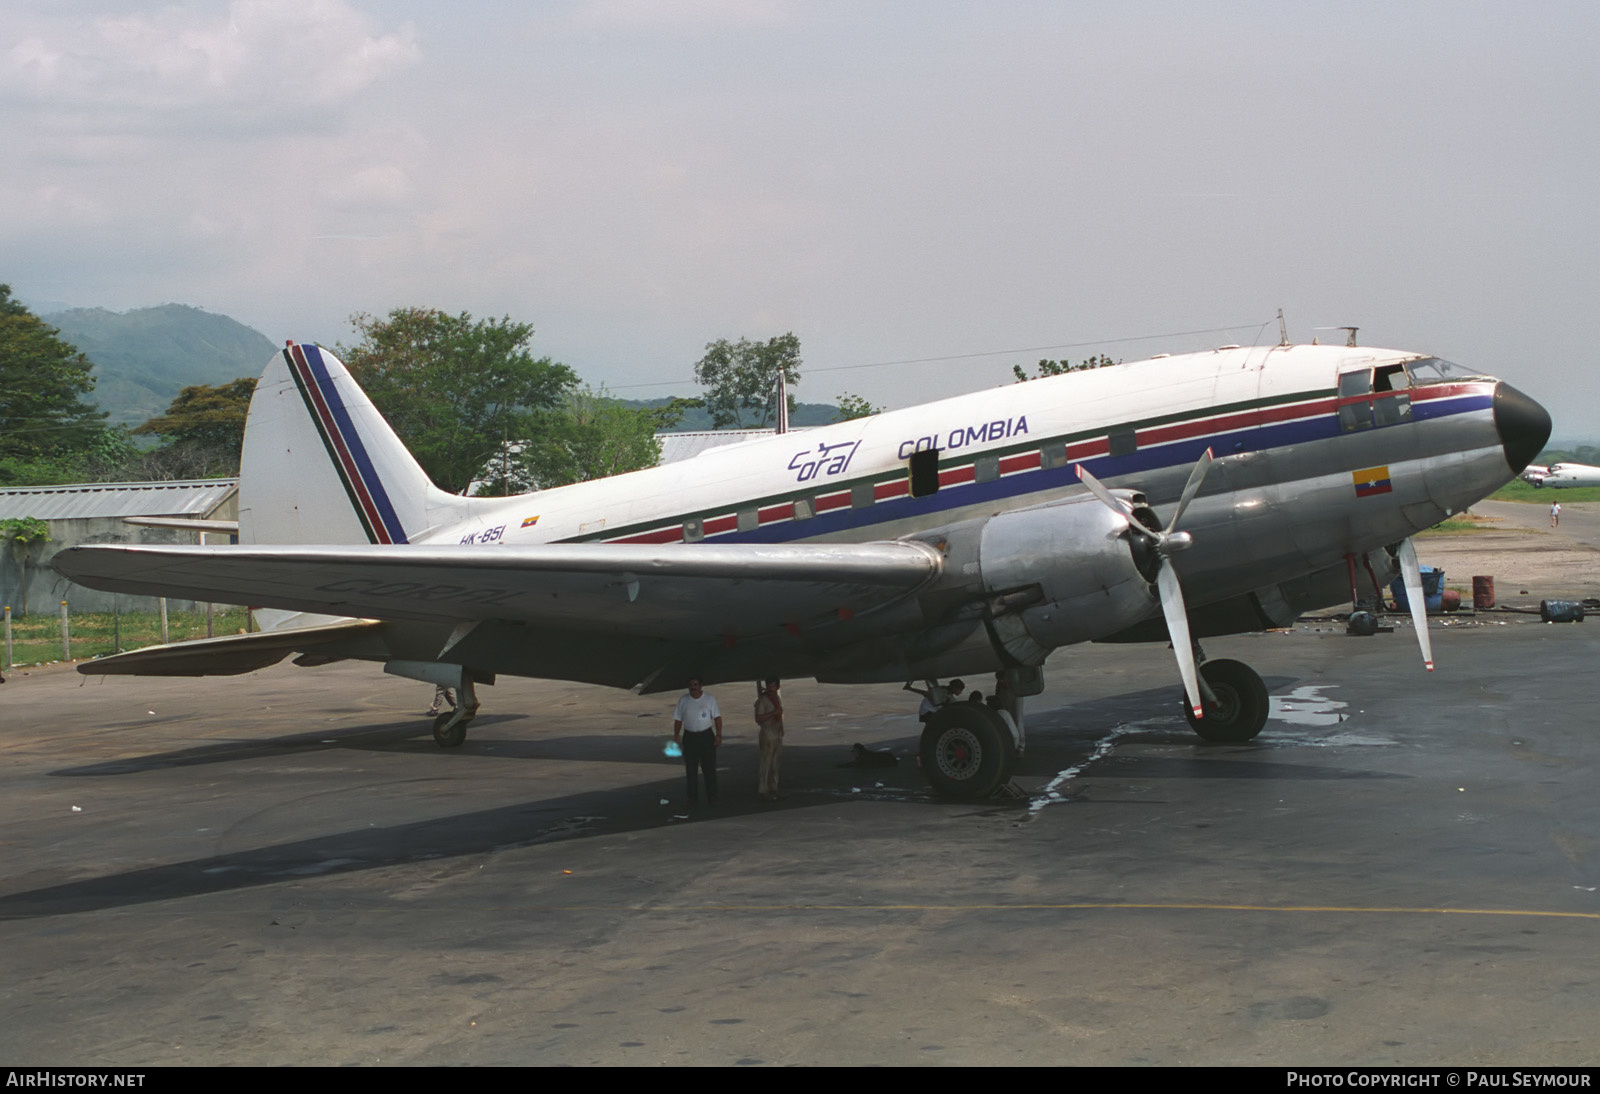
top-left (1, 606), bottom-right (251, 669)
top-left (1415, 511), bottom-right (1514, 537)
top-left (1490, 480), bottom-right (1600, 503)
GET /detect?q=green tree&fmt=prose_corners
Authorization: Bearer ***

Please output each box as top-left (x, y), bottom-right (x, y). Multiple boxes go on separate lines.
top-left (485, 386), bottom-right (662, 494)
top-left (644, 396), bottom-right (705, 432)
top-left (1012, 354), bottom-right (1118, 383)
top-left (0, 516), bottom-right (50, 616)
top-left (833, 392), bottom-right (881, 421)
top-left (692, 333), bottom-right (801, 429)
top-left (339, 308), bottom-right (578, 494)
top-left (133, 377), bottom-right (258, 479)
top-left (0, 285), bottom-right (109, 486)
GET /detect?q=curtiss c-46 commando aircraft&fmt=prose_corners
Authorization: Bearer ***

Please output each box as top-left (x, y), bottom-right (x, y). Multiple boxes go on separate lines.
top-left (1521, 461), bottom-right (1600, 488)
top-left (56, 338), bottom-right (1551, 800)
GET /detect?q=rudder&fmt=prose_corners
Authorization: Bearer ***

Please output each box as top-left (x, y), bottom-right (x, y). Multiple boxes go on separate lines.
top-left (239, 342), bottom-right (463, 546)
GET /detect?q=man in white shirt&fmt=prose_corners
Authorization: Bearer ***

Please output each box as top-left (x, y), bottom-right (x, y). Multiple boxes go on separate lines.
top-left (673, 676), bottom-right (723, 808)
top-left (909, 678), bottom-right (965, 723)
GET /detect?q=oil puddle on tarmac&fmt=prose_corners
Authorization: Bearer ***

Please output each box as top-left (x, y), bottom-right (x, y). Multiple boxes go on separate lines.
top-left (1264, 686), bottom-right (1394, 747)
top-left (1270, 685), bottom-right (1347, 726)
top-left (1027, 686), bottom-right (1382, 818)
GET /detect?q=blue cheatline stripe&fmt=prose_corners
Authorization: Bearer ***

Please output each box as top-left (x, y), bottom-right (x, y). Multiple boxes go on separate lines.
top-left (300, 345), bottom-right (410, 545)
top-left (585, 390), bottom-right (1495, 548)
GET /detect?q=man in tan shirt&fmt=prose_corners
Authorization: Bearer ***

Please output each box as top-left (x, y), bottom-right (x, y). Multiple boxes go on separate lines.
top-left (755, 678), bottom-right (784, 801)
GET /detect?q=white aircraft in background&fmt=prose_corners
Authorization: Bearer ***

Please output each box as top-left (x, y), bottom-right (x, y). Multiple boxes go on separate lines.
top-left (56, 339), bottom-right (1550, 799)
top-left (1520, 462), bottom-right (1600, 488)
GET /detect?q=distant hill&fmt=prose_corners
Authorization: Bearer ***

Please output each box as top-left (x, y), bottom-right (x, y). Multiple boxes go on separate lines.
top-left (621, 396), bottom-right (847, 432)
top-left (44, 304), bottom-right (278, 427)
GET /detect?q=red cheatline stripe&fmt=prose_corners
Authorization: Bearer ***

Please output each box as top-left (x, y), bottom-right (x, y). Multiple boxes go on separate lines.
top-left (1138, 396), bottom-right (1335, 448)
top-left (614, 527), bottom-right (683, 545)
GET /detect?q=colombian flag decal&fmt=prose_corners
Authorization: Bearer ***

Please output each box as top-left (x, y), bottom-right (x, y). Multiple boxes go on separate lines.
top-left (1353, 465), bottom-right (1393, 497)
top-left (521, 515), bottom-right (541, 528)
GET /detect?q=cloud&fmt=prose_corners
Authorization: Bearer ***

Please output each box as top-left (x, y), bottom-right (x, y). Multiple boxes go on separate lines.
top-left (568, 0), bottom-right (790, 34)
top-left (3, 0), bottom-right (418, 125)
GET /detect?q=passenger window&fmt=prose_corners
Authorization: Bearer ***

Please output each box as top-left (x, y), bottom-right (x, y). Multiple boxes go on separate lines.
top-left (737, 508), bottom-right (758, 532)
top-left (851, 482), bottom-right (875, 509)
top-left (1041, 442), bottom-right (1068, 470)
top-left (793, 497), bottom-right (815, 521)
top-left (909, 448), bottom-right (941, 498)
top-left (975, 455), bottom-right (999, 484)
top-left (682, 518), bottom-right (704, 543)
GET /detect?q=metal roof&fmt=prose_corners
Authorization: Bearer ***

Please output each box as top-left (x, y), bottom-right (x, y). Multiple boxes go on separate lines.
top-left (0, 479), bottom-right (237, 521)
top-left (656, 429), bottom-right (810, 464)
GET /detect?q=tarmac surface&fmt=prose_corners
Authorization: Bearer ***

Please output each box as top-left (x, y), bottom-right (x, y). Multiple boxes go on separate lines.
top-left (1, 506), bottom-right (1597, 1066)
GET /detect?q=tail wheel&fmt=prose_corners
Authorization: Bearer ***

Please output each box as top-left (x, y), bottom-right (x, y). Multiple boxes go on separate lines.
top-left (1183, 658), bottom-right (1268, 743)
top-left (920, 704), bottom-right (1008, 799)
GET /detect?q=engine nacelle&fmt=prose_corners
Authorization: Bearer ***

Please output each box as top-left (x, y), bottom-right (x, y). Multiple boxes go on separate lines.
top-left (818, 492), bottom-right (1161, 683)
top-left (977, 494), bottom-right (1157, 661)
top-left (904, 492), bottom-right (1159, 669)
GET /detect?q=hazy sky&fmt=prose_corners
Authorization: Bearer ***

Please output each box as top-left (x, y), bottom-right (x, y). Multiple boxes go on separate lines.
top-left (4, 1), bottom-right (1597, 434)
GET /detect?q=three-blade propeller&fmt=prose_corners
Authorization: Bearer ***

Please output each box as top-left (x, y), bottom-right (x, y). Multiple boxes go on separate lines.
top-left (1076, 448), bottom-right (1214, 718)
top-left (1395, 537), bottom-right (1435, 672)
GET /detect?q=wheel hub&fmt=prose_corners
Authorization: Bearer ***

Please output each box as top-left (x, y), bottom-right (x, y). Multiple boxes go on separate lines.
top-left (935, 727), bottom-right (983, 780)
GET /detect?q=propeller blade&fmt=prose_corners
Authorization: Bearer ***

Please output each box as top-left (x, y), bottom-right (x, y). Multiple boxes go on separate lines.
top-left (1396, 537), bottom-right (1435, 672)
top-left (1158, 563), bottom-right (1204, 718)
top-left (1165, 447), bottom-right (1215, 533)
top-left (1074, 462), bottom-right (1138, 522)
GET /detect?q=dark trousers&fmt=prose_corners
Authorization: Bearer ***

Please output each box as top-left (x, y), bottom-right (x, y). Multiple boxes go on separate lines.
top-left (682, 730), bottom-right (718, 805)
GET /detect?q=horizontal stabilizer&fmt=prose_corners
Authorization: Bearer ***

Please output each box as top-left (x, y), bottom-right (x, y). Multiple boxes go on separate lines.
top-left (76, 618), bottom-right (383, 677)
top-left (122, 517), bottom-right (240, 535)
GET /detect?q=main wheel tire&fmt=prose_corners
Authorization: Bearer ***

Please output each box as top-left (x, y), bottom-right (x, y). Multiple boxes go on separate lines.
top-left (433, 712), bottom-right (468, 748)
top-left (920, 704), bottom-right (1008, 799)
top-left (993, 709), bottom-right (1021, 783)
top-left (1183, 658), bottom-right (1269, 743)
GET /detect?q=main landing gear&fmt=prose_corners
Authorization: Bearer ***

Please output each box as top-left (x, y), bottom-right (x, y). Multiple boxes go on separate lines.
top-left (916, 654), bottom-right (1269, 799)
top-left (431, 676), bottom-right (481, 748)
top-left (1182, 658), bottom-right (1269, 743)
top-left (918, 691), bottom-right (1024, 801)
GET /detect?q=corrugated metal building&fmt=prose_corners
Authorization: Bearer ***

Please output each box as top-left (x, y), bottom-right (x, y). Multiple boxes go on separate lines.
top-left (0, 479), bottom-right (237, 615)
top-left (655, 429), bottom-right (784, 464)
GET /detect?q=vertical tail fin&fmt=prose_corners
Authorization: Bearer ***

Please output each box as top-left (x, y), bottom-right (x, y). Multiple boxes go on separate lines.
top-left (239, 342), bottom-right (466, 546)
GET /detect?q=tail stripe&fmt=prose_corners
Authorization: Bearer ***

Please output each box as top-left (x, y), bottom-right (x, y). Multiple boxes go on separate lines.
top-left (284, 343), bottom-right (410, 545)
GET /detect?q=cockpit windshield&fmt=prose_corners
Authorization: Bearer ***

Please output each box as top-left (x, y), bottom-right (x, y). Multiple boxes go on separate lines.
top-left (1405, 358), bottom-right (1492, 385)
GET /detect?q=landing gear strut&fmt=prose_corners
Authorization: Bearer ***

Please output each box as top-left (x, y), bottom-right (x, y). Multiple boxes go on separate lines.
top-left (431, 675), bottom-right (480, 748)
top-left (1182, 658), bottom-right (1268, 743)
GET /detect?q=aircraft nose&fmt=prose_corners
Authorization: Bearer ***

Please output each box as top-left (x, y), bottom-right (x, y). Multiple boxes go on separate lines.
top-left (1493, 382), bottom-right (1551, 475)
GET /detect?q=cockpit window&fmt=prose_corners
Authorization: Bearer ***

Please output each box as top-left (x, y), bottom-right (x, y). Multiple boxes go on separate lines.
top-left (1406, 358), bottom-right (1491, 385)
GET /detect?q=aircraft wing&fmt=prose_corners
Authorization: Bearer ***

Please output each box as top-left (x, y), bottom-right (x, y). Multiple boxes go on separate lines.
top-left (54, 541), bottom-right (943, 641)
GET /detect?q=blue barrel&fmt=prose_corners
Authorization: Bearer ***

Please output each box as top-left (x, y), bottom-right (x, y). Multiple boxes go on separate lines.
top-left (1540, 600), bottom-right (1585, 623)
top-left (1391, 566), bottom-right (1444, 613)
